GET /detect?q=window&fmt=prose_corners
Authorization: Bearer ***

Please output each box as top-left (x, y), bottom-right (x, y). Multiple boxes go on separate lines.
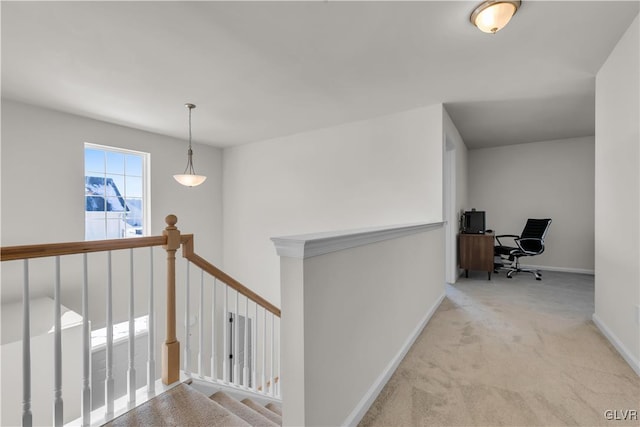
top-left (84, 144), bottom-right (149, 240)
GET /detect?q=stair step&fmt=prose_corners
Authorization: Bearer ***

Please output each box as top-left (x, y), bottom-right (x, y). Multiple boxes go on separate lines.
top-left (241, 398), bottom-right (283, 425)
top-left (104, 383), bottom-right (250, 426)
top-left (210, 391), bottom-right (279, 427)
top-left (265, 402), bottom-right (282, 416)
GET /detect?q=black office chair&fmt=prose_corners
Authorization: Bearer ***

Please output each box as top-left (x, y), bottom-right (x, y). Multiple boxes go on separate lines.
top-left (494, 218), bottom-right (552, 280)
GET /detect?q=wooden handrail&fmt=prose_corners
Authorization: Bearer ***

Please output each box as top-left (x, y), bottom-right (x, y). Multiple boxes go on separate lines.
top-left (181, 234), bottom-right (281, 317)
top-left (1, 231), bottom-right (281, 317)
top-left (1, 236), bottom-right (167, 261)
top-left (1, 214), bottom-right (280, 391)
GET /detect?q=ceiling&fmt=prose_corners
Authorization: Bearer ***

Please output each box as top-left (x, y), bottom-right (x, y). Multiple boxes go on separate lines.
top-left (2, 1), bottom-right (638, 149)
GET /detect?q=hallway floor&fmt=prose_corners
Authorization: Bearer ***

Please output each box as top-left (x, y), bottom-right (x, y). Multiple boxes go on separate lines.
top-left (359, 271), bottom-right (640, 427)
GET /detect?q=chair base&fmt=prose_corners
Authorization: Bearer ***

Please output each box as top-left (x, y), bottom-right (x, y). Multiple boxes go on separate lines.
top-left (494, 258), bottom-right (543, 281)
top-left (506, 267), bottom-right (543, 281)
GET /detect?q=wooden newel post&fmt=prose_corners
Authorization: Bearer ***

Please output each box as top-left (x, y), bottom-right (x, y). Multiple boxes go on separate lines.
top-left (162, 214), bottom-right (181, 385)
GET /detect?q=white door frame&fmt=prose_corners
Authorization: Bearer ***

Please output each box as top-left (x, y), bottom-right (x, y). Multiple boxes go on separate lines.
top-left (444, 136), bottom-right (458, 284)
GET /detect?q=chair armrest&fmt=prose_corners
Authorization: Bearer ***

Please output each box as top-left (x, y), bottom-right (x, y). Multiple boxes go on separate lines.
top-left (515, 237), bottom-right (544, 255)
top-left (495, 234), bottom-right (519, 246)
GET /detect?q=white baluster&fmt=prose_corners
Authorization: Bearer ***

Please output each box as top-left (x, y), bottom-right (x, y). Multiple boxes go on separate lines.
top-left (270, 312), bottom-right (275, 397)
top-left (223, 285), bottom-right (229, 383)
top-left (276, 317), bottom-right (281, 397)
top-left (184, 261), bottom-right (191, 375)
top-left (234, 290), bottom-right (239, 384)
top-left (147, 247), bottom-right (155, 394)
top-left (82, 255), bottom-right (91, 426)
top-left (105, 252), bottom-right (114, 418)
top-left (252, 302), bottom-right (257, 391)
top-left (211, 278), bottom-right (217, 380)
top-left (243, 296), bottom-right (249, 388)
top-left (22, 260), bottom-right (33, 427)
top-left (54, 257), bottom-right (63, 426)
top-left (127, 249), bottom-right (136, 406)
top-left (198, 269), bottom-right (204, 378)
top-left (262, 307), bottom-right (266, 394)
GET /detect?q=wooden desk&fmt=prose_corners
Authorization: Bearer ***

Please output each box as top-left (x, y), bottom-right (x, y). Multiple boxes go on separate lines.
top-left (459, 232), bottom-right (494, 280)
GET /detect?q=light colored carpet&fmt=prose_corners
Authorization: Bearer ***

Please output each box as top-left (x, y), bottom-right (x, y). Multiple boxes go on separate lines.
top-left (266, 402), bottom-right (283, 416)
top-left (242, 398), bottom-right (283, 425)
top-left (359, 271), bottom-right (640, 427)
top-left (210, 391), bottom-right (279, 427)
top-left (105, 383), bottom-right (250, 426)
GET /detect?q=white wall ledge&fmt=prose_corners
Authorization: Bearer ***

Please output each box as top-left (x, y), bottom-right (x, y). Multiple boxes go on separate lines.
top-left (271, 221), bottom-right (444, 259)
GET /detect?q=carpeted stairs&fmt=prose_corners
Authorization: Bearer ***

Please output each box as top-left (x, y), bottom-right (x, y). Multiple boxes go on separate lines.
top-left (105, 383), bottom-right (282, 426)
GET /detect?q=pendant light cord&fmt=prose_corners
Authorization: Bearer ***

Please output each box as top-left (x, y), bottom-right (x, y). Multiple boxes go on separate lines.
top-left (188, 106), bottom-right (193, 151)
top-left (183, 104), bottom-right (196, 175)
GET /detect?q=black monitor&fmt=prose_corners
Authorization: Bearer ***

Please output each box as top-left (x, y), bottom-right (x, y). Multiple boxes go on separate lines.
top-left (463, 210), bottom-right (486, 234)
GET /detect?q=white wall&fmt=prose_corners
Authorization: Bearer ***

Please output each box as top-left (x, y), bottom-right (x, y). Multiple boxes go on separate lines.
top-left (277, 225), bottom-right (445, 426)
top-left (1, 98), bottom-right (223, 329)
top-left (443, 108), bottom-right (468, 221)
top-left (223, 104), bottom-right (444, 306)
top-left (443, 108), bottom-right (468, 283)
top-left (593, 14), bottom-right (640, 375)
top-left (468, 136), bottom-right (595, 273)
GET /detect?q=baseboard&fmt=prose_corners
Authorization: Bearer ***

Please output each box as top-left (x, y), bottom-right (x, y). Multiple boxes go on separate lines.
top-left (519, 264), bottom-right (595, 275)
top-left (592, 313), bottom-right (640, 376)
top-left (342, 290), bottom-right (447, 426)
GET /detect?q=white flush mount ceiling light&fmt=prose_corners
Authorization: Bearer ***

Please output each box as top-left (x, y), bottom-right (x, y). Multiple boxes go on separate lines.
top-left (174, 103), bottom-right (207, 187)
top-left (471, 0), bottom-right (521, 34)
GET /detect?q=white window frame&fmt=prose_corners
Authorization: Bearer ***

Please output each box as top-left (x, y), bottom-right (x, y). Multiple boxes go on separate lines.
top-left (84, 143), bottom-right (151, 240)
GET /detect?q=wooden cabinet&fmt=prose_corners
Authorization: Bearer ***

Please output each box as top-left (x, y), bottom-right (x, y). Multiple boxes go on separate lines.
top-left (458, 233), bottom-right (494, 280)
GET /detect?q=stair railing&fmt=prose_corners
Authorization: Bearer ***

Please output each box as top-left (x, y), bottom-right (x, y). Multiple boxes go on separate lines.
top-left (0, 214), bottom-right (280, 427)
top-left (180, 231), bottom-right (281, 397)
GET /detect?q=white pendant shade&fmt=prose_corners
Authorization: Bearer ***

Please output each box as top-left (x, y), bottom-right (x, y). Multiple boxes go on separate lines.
top-left (471, 1), bottom-right (520, 34)
top-left (173, 174), bottom-right (207, 187)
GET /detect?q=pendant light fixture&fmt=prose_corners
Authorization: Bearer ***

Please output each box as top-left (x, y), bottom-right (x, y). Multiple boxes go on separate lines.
top-left (470, 0), bottom-right (521, 34)
top-left (174, 103), bottom-right (207, 187)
